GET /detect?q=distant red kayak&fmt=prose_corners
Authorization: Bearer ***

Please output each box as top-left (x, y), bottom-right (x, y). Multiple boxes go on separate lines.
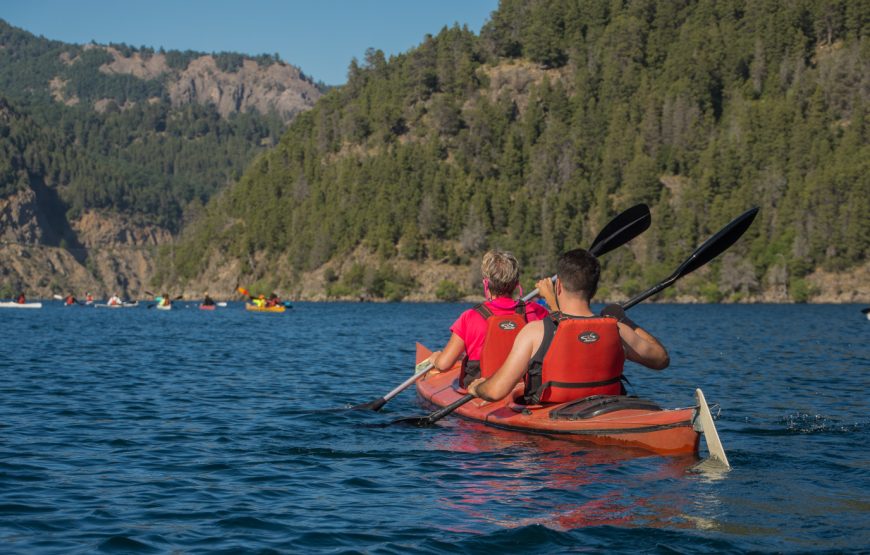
top-left (414, 343), bottom-right (704, 456)
top-left (199, 304), bottom-right (216, 310)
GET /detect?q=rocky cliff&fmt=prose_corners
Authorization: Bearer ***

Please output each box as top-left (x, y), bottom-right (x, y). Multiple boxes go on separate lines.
top-left (49, 46), bottom-right (323, 122)
top-left (0, 188), bottom-right (171, 299)
top-left (110, 47), bottom-right (319, 121)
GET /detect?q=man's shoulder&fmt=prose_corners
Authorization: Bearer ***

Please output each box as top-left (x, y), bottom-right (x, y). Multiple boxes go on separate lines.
top-left (520, 319), bottom-right (545, 335)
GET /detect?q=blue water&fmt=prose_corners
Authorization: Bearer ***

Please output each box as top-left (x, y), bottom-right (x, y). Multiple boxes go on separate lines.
top-left (0, 302), bottom-right (867, 553)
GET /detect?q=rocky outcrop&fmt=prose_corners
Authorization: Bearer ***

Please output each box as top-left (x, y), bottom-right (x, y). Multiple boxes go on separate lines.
top-left (0, 188), bottom-right (44, 244)
top-left (73, 211), bottom-right (171, 247)
top-left (0, 190), bottom-right (170, 298)
top-left (165, 56), bottom-right (320, 121)
top-left (88, 48), bottom-right (322, 122)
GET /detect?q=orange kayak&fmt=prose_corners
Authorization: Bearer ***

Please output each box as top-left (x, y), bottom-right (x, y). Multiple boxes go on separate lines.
top-left (414, 343), bottom-right (702, 456)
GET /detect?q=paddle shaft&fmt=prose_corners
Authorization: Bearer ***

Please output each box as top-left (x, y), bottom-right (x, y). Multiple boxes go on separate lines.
top-left (424, 394), bottom-right (475, 425)
top-left (382, 362), bottom-right (434, 403)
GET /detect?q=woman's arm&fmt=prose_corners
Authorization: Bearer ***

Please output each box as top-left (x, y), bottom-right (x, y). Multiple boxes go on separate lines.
top-left (427, 333), bottom-right (466, 372)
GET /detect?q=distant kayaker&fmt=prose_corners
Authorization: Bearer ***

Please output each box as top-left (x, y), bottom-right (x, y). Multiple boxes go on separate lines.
top-left (157, 293), bottom-right (171, 308)
top-left (266, 293), bottom-right (281, 307)
top-left (467, 248), bottom-right (669, 405)
top-left (253, 294), bottom-right (266, 308)
top-left (202, 292), bottom-right (215, 306)
top-left (85, 292), bottom-right (94, 304)
top-left (108, 293), bottom-right (123, 306)
top-left (64, 294), bottom-right (77, 305)
top-left (426, 250), bottom-right (551, 388)
top-left (16, 293), bottom-right (25, 304)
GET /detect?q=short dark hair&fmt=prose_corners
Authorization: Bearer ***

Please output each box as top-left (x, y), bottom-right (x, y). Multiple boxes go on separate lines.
top-left (556, 249), bottom-right (600, 300)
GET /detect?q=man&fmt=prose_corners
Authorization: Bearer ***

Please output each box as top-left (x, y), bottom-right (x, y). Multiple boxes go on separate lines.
top-left (468, 248), bottom-right (669, 404)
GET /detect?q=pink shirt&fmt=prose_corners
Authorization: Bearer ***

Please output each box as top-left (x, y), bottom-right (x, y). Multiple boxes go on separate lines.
top-left (450, 297), bottom-right (549, 360)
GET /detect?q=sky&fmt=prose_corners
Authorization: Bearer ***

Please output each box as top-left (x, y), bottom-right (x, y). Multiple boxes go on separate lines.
top-left (2, 0), bottom-right (500, 86)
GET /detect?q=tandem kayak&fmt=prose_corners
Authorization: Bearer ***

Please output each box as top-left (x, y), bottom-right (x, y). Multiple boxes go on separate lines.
top-left (414, 343), bottom-right (727, 460)
top-left (0, 301), bottom-right (42, 309)
top-left (245, 303), bottom-right (286, 313)
top-left (94, 302), bottom-right (139, 308)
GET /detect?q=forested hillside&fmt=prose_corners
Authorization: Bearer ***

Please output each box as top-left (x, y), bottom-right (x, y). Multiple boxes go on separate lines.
top-left (0, 19), bottom-right (322, 232)
top-left (166, 0), bottom-right (868, 302)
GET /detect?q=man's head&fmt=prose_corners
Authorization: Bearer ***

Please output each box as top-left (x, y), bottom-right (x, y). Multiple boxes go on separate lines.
top-left (481, 250), bottom-right (520, 297)
top-left (556, 248), bottom-right (600, 301)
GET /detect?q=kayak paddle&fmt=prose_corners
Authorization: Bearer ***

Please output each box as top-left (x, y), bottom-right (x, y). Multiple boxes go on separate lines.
top-left (621, 207), bottom-right (759, 310)
top-left (354, 204), bottom-right (650, 412)
top-left (397, 207), bottom-right (759, 427)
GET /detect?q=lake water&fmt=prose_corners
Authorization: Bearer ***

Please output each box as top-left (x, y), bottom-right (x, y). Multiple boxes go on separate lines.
top-left (0, 302), bottom-right (867, 553)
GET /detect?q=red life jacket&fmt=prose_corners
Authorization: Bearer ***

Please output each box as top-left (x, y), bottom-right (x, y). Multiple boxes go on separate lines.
top-left (460, 301), bottom-right (528, 388)
top-left (523, 314), bottom-right (625, 404)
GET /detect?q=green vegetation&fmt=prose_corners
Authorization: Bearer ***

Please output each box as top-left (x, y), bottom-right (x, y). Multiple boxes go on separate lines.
top-left (435, 280), bottom-right (465, 301)
top-left (325, 263), bottom-right (417, 301)
top-left (0, 19), bottom-right (301, 232)
top-left (169, 0), bottom-right (868, 301)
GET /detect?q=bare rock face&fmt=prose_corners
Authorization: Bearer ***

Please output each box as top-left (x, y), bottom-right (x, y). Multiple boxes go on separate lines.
top-left (99, 46), bottom-right (170, 80)
top-left (165, 56), bottom-right (319, 121)
top-left (85, 47), bottom-right (321, 122)
top-left (0, 192), bottom-right (173, 298)
top-left (0, 189), bottom-right (43, 244)
top-left (73, 211), bottom-right (171, 248)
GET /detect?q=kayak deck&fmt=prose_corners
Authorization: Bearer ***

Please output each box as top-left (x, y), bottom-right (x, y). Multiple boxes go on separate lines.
top-left (414, 343), bottom-right (700, 456)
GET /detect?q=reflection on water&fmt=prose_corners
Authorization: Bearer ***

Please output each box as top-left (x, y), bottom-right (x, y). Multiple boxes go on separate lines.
top-left (428, 420), bottom-right (703, 532)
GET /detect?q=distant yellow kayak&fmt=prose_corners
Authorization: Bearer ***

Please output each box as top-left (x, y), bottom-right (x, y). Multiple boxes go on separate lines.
top-left (245, 303), bottom-right (286, 313)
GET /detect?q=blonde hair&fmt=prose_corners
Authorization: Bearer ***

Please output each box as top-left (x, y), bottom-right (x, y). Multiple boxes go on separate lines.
top-left (481, 250), bottom-right (520, 297)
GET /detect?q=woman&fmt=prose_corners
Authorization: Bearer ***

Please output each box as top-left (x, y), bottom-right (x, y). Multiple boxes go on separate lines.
top-left (427, 250), bottom-right (554, 388)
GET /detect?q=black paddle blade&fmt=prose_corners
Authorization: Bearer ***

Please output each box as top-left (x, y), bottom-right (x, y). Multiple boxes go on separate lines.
top-left (674, 207), bottom-right (759, 279)
top-left (391, 394), bottom-right (476, 427)
top-left (588, 204), bottom-right (651, 257)
top-left (861, 308), bottom-right (870, 315)
top-left (350, 398), bottom-right (387, 411)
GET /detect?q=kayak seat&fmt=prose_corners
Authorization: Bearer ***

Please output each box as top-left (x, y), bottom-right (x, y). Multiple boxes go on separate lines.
top-left (549, 395), bottom-right (663, 420)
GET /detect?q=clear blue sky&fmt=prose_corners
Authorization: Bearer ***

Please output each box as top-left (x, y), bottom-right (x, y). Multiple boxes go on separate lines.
top-left (2, 0), bottom-right (499, 85)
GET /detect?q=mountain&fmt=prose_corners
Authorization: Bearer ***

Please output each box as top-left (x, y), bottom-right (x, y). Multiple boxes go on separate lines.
top-left (165, 0), bottom-right (869, 303)
top-left (0, 19), bottom-right (324, 298)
